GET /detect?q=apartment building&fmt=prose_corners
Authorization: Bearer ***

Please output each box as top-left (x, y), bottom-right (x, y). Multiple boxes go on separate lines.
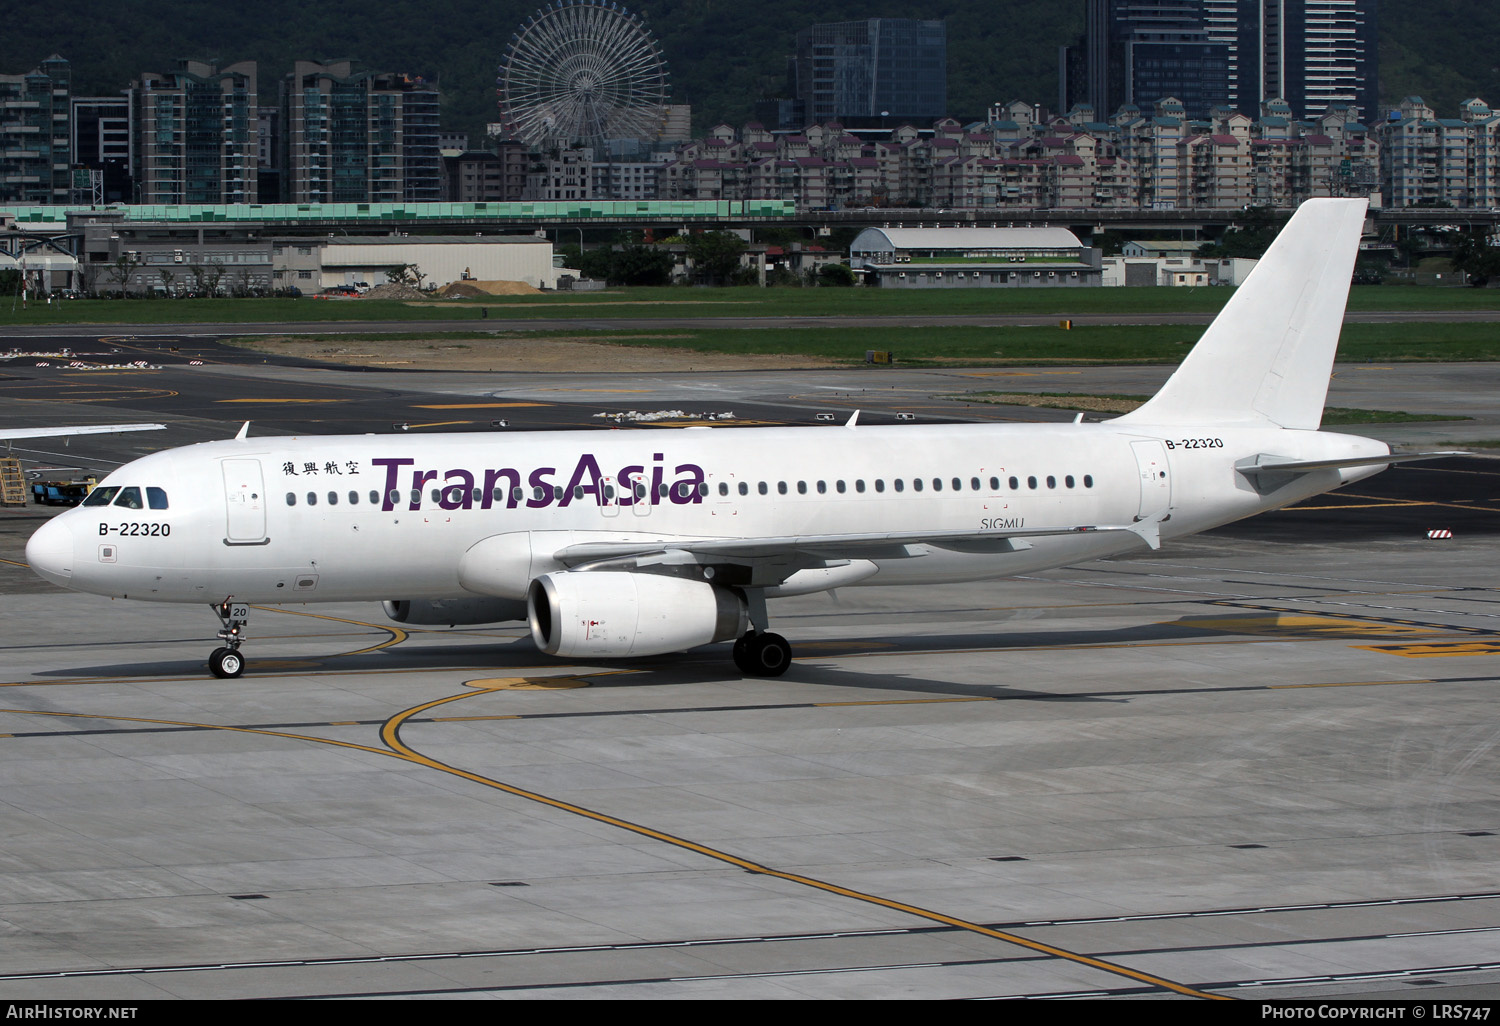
top-left (281, 60), bottom-right (441, 204)
top-left (0, 55), bottom-right (72, 205)
top-left (131, 60), bottom-right (258, 204)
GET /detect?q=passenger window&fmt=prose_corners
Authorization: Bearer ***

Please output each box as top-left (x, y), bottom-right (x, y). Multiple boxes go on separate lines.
top-left (894, 479), bottom-right (905, 493)
top-left (327, 491), bottom-right (338, 505)
top-left (349, 490), bottom-right (359, 504)
top-left (1065, 475), bottom-right (1075, 489)
top-left (388, 489), bottom-right (401, 506)
top-left (369, 490), bottom-right (379, 504)
top-left (656, 484), bottom-right (667, 498)
top-left (758, 482), bottom-right (768, 495)
top-left (147, 487), bottom-right (169, 509)
top-left (738, 482), bottom-right (748, 496)
top-left (286, 492), bottom-right (296, 506)
top-left (797, 481), bottom-right (807, 495)
top-left (533, 486), bottom-right (546, 501)
top-left (931, 478), bottom-right (941, 491)
top-left (777, 482), bottom-right (788, 495)
top-left (513, 486), bottom-right (526, 502)
top-left (912, 479), bottom-right (922, 492)
top-left (431, 488), bottom-right (441, 503)
top-left (306, 492), bottom-right (317, 506)
top-left (817, 481), bottom-right (827, 494)
top-left (1009, 476), bottom-right (1019, 490)
top-left (473, 488), bottom-right (483, 503)
top-left (574, 485), bottom-right (585, 500)
top-left (1084, 475), bottom-right (1094, 488)
top-left (83, 487), bottom-right (118, 507)
top-left (855, 480), bottom-right (865, 493)
top-left (1046, 476), bottom-right (1056, 489)
top-left (719, 482), bottom-right (729, 496)
top-left (875, 479), bottom-right (885, 493)
top-left (955, 478), bottom-right (964, 491)
top-left (634, 483), bottom-right (647, 499)
top-left (113, 487), bottom-right (143, 509)
top-left (1027, 476), bottom-right (1037, 490)
top-left (554, 485), bottom-right (564, 501)
top-left (603, 484), bottom-right (616, 500)
top-left (698, 483), bottom-right (709, 497)
top-left (409, 489), bottom-right (421, 506)
top-left (836, 480), bottom-right (846, 493)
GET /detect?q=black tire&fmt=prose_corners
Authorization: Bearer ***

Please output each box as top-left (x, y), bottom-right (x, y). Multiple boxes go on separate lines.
top-left (210, 647), bottom-right (245, 679)
top-left (746, 632), bottom-right (792, 677)
top-left (732, 633), bottom-right (752, 673)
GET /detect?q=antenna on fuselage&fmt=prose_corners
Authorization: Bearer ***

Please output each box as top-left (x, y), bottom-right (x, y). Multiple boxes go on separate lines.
top-left (234, 422), bottom-right (250, 440)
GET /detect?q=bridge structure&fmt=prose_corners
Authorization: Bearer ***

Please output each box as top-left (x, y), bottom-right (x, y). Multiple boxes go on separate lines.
top-left (2, 200), bottom-right (1495, 250)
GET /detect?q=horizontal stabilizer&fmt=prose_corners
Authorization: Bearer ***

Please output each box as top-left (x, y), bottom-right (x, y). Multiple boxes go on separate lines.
top-left (1236, 450), bottom-right (1469, 478)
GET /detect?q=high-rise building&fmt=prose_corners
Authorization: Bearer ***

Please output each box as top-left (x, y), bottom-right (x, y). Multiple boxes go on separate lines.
top-left (1255, 0), bottom-right (1377, 118)
top-left (131, 60), bottom-right (258, 204)
top-left (791, 18), bottom-right (946, 123)
top-left (71, 96), bottom-right (133, 204)
top-left (1063, 1), bottom-right (1230, 120)
top-left (281, 60), bottom-right (441, 204)
top-left (1066, 2), bottom-right (1376, 121)
top-left (0, 55), bottom-right (72, 204)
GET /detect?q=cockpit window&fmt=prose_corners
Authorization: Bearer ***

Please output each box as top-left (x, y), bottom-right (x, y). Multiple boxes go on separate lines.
top-left (147, 487), bottom-right (169, 510)
top-left (113, 487), bottom-right (144, 509)
top-left (82, 487), bottom-right (118, 507)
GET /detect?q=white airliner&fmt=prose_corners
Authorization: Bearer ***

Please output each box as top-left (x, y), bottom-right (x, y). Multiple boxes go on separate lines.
top-left (24, 199), bottom-right (1456, 679)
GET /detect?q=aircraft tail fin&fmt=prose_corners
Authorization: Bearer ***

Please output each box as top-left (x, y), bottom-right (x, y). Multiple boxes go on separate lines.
top-left (1116, 198), bottom-right (1368, 430)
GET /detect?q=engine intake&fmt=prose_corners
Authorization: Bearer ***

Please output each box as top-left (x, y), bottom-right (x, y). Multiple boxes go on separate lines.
top-left (528, 571), bottom-right (747, 658)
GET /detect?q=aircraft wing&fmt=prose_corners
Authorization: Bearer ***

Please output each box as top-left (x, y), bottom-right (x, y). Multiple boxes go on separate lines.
top-left (0, 423), bottom-right (166, 443)
top-left (552, 523), bottom-right (1145, 568)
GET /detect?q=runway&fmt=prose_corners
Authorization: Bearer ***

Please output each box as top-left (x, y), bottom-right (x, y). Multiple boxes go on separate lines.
top-left (3, 306), bottom-right (1500, 339)
top-left (1, 344), bottom-right (1499, 999)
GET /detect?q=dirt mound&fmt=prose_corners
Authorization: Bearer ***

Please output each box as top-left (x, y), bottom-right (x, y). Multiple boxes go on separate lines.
top-left (437, 279), bottom-right (542, 298)
top-left (360, 283), bottom-right (426, 300)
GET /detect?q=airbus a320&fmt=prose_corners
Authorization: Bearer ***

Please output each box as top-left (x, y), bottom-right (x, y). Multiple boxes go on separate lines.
top-left (25, 199), bottom-right (1452, 679)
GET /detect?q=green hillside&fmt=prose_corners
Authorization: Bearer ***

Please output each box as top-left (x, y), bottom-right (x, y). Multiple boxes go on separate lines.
top-left (0, 1), bottom-right (1490, 143)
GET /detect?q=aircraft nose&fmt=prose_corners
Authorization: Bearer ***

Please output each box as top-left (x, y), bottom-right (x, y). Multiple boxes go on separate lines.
top-left (26, 516), bottom-right (73, 587)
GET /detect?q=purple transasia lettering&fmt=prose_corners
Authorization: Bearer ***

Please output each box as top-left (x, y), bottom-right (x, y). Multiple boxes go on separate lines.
top-left (373, 453), bottom-right (705, 512)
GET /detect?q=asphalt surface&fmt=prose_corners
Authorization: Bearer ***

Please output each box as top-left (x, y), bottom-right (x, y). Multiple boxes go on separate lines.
top-left (2, 331), bottom-right (1500, 1000)
top-left (5, 307), bottom-right (1500, 339)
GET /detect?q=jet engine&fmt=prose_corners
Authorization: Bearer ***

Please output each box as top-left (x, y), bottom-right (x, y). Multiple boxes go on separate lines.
top-left (527, 571), bottom-right (748, 658)
top-left (382, 597), bottom-right (528, 626)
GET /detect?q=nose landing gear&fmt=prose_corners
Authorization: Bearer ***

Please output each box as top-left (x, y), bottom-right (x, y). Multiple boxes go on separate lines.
top-left (208, 600), bottom-right (249, 678)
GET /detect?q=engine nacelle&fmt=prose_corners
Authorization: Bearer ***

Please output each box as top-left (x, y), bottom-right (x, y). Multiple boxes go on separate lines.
top-left (382, 597), bottom-right (528, 626)
top-left (527, 571), bottom-right (748, 658)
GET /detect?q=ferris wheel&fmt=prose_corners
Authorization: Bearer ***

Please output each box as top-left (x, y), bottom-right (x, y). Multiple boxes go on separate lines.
top-left (498, 0), bottom-right (671, 149)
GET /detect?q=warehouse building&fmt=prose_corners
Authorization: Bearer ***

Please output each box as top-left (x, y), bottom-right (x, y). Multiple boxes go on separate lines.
top-left (273, 235), bottom-right (559, 292)
top-left (849, 226), bottom-right (1102, 287)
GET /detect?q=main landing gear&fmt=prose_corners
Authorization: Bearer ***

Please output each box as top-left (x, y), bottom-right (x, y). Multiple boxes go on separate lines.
top-left (731, 591), bottom-right (791, 677)
top-left (208, 600), bottom-right (249, 678)
top-left (732, 631), bottom-right (792, 677)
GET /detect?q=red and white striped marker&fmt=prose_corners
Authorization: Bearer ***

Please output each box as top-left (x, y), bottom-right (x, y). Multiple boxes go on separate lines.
top-left (1427, 529), bottom-right (1454, 539)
